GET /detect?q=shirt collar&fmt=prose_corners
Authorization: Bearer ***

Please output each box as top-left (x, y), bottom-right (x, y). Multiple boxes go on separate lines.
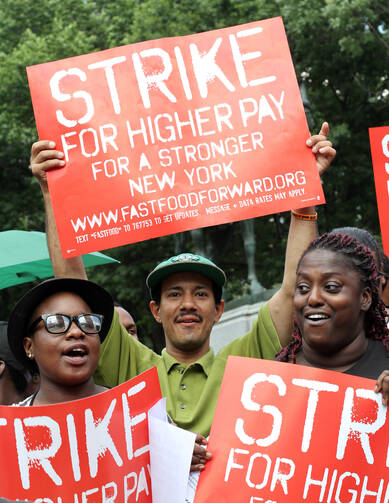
top-left (162, 348), bottom-right (215, 376)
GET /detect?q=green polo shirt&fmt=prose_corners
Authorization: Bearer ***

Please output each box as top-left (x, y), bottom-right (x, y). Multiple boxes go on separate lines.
top-left (94, 301), bottom-right (281, 437)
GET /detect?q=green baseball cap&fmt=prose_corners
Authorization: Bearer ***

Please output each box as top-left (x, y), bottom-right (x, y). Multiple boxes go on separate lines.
top-left (146, 253), bottom-right (226, 300)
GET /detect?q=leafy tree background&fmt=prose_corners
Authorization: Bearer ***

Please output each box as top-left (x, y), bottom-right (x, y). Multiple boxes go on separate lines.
top-left (0, 0), bottom-right (387, 349)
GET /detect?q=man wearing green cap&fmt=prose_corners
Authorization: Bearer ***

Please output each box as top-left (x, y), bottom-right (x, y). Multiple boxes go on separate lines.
top-left (29, 123), bottom-right (335, 444)
top-left (96, 249), bottom-right (281, 440)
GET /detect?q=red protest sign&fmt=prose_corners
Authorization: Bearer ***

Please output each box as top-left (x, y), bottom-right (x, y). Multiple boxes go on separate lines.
top-left (27, 17), bottom-right (324, 258)
top-left (0, 367), bottom-right (161, 501)
top-left (369, 126), bottom-right (389, 256)
top-left (194, 356), bottom-right (389, 503)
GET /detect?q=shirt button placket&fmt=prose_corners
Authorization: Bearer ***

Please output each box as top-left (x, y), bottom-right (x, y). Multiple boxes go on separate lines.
top-left (177, 366), bottom-right (186, 412)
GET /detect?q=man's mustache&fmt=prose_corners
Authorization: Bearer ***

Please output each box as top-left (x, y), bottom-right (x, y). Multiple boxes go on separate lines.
top-left (174, 312), bottom-right (203, 323)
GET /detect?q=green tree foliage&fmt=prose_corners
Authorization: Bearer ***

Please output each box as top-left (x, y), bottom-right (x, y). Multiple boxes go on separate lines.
top-left (0, 0), bottom-right (388, 347)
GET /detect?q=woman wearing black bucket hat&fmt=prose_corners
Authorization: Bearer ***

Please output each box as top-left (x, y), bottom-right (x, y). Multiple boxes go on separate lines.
top-left (7, 278), bottom-right (114, 406)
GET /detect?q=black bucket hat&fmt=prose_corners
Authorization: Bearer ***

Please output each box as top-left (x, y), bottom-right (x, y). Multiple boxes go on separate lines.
top-left (7, 278), bottom-right (114, 369)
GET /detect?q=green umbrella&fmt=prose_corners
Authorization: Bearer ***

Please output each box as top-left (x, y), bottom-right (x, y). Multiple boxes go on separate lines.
top-left (0, 230), bottom-right (119, 289)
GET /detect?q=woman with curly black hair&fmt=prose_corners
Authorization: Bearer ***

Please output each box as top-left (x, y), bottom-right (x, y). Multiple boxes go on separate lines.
top-left (277, 232), bottom-right (389, 404)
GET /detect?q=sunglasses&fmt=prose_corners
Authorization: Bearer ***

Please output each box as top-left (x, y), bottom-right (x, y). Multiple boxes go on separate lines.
top-left (29, 313), bottom-right (104, 335)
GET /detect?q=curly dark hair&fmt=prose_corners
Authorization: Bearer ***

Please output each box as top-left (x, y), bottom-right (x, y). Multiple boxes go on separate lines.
top-left (276, 232), bottom-right (389, 363)
top-left (330, 227), bottom-right (384, 270)
top-left (383, 254), bottom-right (389, 291)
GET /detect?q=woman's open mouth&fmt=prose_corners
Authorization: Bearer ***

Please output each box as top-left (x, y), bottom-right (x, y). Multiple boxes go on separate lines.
top-left (63, 345), bottom-right (88, 364)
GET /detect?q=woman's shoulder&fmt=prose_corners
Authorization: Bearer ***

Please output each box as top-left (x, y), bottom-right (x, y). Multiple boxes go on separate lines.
top-left (346, 339), bottom-right (389, 379)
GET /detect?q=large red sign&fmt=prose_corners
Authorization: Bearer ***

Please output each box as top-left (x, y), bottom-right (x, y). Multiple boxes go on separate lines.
top-left (0, 367), bottom-right (161, 501)
top-left (369, 126), bottom-right (389, 256)
top-left (27, 17), bottom-right (324, 258)
top-left (194, 357), bottom-right (389, 503)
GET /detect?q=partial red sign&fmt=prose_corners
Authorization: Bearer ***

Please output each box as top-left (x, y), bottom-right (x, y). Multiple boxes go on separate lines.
top-left (27, 17), bottom-right (324, 258)
top-left (194, 356), bottom-right (389, 503)
top-left (369, 126), bottom-right (389, 256)
top-left (0, 367), bottom-right (161, 501)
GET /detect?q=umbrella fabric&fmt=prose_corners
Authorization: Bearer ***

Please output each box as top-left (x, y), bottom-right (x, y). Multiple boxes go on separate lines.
top-left (0, 230), bottom-right (118, 290)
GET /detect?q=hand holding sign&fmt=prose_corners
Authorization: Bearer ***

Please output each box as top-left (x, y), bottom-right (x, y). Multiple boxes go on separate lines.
top-left (375, 369), bottom-right (389, 406)
top-left (30, 140), bottom-right (65, 189)
top-left (191, 434), bottom-right (212, 472)
top-left (29, 141), bottom-right (88, 279)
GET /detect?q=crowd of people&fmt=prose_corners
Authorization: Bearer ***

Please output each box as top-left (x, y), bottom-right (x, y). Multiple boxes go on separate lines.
top-left (1, 121), bottom-right (388, 498)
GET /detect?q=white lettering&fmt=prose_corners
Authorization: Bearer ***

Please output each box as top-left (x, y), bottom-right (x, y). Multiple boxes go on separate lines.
top-left (88, 57), bottom-right (127, 114)
top-left (85, 399), bottom-right (123, 477)
top-left (132, 48), bottom-right (176, 108)
top-left (292, 378), bottom-right (338, 452)
top-left (337, 388), bottom-right (387, 464)
top-left (14, 416), bottom-right (62, 489)
top-left (50, 68), bottom-right (94, 127)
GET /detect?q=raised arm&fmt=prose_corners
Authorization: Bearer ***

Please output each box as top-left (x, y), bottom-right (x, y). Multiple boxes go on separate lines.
top-left (30, 140), bottom-right (87, 279)
top-left (268, 122), bottom-right (336, 346)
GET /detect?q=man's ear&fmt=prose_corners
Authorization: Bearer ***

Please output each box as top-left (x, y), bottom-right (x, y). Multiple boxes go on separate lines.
top-left (214, 299), bottom-right (225, 323)
top-left (361, 287), bottom-right (372, 312)
top-left (149, 301), bottom-right (162, 324)
top-left (0, 361), bottom-right (5, 378)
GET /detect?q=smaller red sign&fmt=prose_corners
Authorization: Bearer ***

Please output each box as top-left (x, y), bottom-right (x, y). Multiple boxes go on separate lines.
top-left (195, 356), bottom-right (389, 503)
top-left (0, 367), bottom-right (161, 501)
top-left (369, 126), bottom-right (389, 256)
